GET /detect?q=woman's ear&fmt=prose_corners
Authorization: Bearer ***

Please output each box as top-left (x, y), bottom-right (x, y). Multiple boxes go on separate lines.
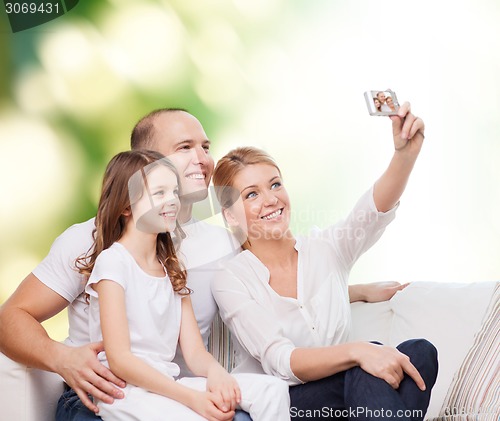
top-left (222, 207), bottom-right (239, 228)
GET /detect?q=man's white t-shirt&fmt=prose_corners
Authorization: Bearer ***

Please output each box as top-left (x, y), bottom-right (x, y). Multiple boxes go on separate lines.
top-left (32, 217), bottom-right (239, 376)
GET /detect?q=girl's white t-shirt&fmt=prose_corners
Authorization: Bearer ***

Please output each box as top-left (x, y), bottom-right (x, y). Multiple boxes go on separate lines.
top-left (32, 217), bottom-right (239, 376)
top-left (85, 242), bottom-right (182, 377)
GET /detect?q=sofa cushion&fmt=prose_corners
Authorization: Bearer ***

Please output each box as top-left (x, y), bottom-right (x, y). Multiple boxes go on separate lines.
top-left (350, 300), bottom-right (393, 344)
top-left (389, 281), bottom-right (498, 420)
top-left (0, 352), bottom-right (64, 421)
top-left (434, 282), bottom-right (499, 421)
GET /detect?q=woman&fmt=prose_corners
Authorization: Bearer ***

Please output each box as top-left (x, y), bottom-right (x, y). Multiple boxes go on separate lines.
top-left (212, 103), bottom-right (438, 421)
top-left (386, 96), bottom-right (397, 112)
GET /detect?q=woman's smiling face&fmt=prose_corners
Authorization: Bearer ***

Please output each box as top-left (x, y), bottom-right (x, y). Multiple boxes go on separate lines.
top-left (225, 163), bottom-right (291, 242)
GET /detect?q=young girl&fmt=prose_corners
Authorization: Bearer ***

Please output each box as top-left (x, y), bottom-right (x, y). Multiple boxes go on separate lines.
top-left (77, 150), bottom-right (290, 421)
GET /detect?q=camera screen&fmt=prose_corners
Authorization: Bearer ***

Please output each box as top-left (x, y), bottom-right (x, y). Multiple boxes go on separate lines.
top-left (365, 90), bottom-right (400, 115)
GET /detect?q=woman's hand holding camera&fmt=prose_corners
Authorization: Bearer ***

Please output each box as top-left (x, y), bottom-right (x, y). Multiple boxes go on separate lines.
top-left (391, 102), bottom-right (425, 155)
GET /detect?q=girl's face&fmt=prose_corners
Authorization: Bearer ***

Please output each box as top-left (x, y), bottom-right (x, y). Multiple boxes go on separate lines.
top-left (131, 165), bottom-right (180, 234)
top-left (224, 163), bottom-right (291, 242)
top-left (374, 98), bottom-right (381, 108)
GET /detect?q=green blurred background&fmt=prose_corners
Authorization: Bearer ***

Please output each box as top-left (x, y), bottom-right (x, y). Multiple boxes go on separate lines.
top-left (1, 0), bottom-right (499, 341)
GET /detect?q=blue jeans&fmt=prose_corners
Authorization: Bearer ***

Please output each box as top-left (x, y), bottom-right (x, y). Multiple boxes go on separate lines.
top-left (289, 339), bottom-right (438, 421)
top-left (56, 387), bottom-right (101, 421)
top-left (234, 409), bottom-right (253, 420)
top-left (56, 386), bottom-right (253, 420)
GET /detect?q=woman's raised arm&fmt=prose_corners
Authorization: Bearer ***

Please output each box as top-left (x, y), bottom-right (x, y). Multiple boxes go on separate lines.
top-left (373, 102), bottom-right (425, 212)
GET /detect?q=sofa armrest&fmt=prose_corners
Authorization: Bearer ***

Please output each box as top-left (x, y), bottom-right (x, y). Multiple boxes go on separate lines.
top-left (0, 351), bottom-right (65, 421)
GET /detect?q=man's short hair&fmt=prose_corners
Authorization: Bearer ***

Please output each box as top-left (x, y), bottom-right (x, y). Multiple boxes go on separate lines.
top-left (130, 108), bottom-right (188, 150)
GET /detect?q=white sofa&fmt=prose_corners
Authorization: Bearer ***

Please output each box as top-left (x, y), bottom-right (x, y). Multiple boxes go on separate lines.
top-left (1, 281), bottom-right (498, 421)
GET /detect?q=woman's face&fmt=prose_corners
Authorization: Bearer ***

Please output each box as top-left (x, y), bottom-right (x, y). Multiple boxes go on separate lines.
top-left (225, 163), bottom-right (291, 242)
top-left (374, 98), bottom-right (381, 109)
top-left (130, 165), bottom-right (180, 234)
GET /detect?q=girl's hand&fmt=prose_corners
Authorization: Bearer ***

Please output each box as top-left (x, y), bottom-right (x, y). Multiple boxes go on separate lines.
top-left (206, 365), bottom-right (241, 413)
top-left (190, 390), bottom-right (236, 421)
top-left (354, 342), bottom-right (426, 391)
top-left (391, 102), bottom-right (425, 156)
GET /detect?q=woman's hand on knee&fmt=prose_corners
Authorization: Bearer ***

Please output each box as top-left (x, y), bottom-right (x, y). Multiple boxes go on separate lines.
top-left (355, 342), bottom-right (426, 391)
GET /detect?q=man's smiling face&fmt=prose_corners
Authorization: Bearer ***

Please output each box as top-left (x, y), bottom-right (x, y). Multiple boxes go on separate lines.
top-left (152, 110), bottom-right (214, 203)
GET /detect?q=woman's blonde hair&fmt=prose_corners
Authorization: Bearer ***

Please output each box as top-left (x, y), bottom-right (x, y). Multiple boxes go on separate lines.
top-left (76, 150), bottom-right (189, 295)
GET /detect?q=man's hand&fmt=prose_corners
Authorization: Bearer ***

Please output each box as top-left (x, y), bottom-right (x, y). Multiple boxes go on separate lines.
top-left (349, 281), bottom-right (409, 303)
top-left (56, 342), bottom-right (126, 413)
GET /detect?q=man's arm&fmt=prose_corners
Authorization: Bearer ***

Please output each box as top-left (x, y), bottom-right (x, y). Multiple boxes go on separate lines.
top-left (0, 273), bottom-right (69, 370)
top-left (0, 273), bottom-right (125, 414)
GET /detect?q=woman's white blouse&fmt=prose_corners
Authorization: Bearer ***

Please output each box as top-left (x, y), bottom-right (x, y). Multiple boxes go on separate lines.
top-left (211, 186), bottom-right (398, 386)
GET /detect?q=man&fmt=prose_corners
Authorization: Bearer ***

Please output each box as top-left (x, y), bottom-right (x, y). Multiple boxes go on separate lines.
top-left (0, 109), bottom-right (245, 420)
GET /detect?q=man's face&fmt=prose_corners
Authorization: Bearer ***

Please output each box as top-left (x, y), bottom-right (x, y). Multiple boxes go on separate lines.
top-left (377, 92), bottom-right (386, 103)
top-left (151, 111), bottom-right (215, 203)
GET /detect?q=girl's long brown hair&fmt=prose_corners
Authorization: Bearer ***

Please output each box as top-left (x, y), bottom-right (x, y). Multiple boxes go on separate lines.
top-left (76, 150), bottom-right (189, 295)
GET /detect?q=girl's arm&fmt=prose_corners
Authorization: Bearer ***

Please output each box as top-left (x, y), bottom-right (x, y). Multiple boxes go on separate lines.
top-left (373, 102), bottom-right (425, 212)
top-left (94, 280), bottom-right (234, 421)
top-left (178, 296), bottom-right (241, 412)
